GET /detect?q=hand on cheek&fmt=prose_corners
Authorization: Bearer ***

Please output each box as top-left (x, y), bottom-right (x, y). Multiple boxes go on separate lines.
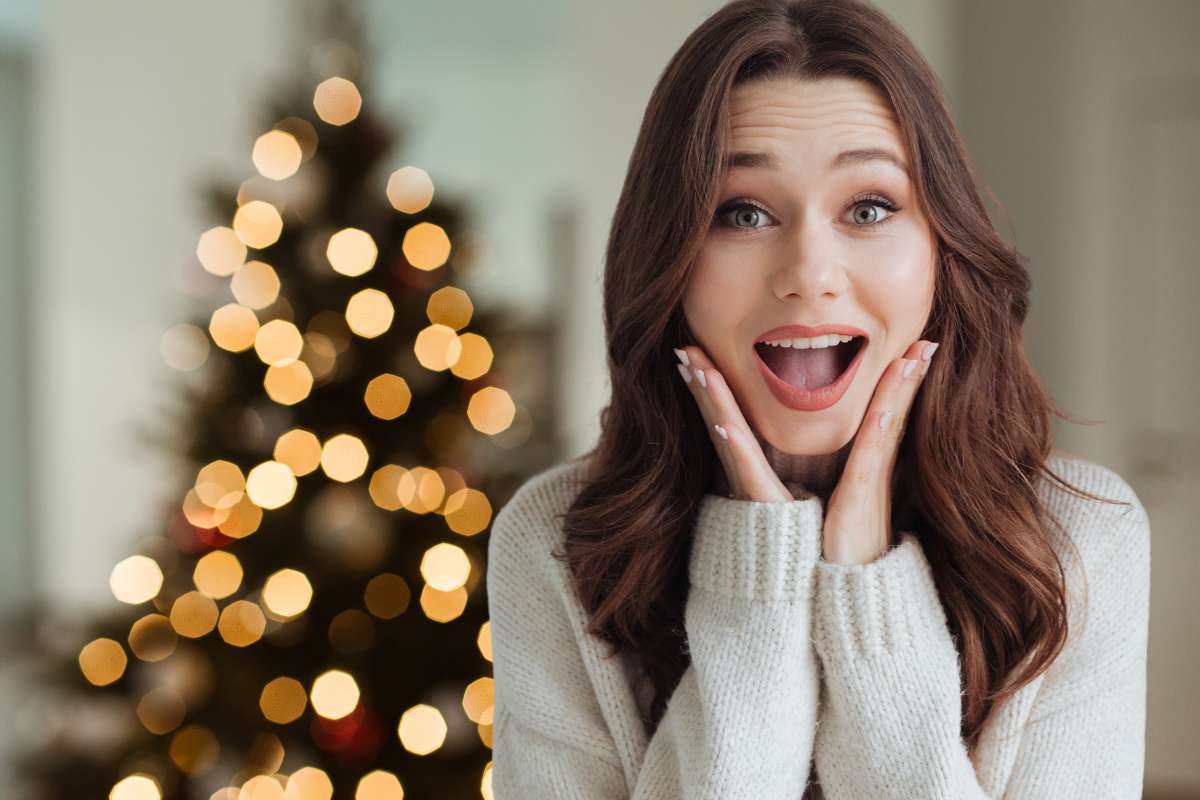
top-left (821, 339), bottom-right (939, 565)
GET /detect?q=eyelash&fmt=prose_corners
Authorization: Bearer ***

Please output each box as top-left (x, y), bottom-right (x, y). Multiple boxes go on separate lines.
top-left (713, 192), bottom-right (902, 233)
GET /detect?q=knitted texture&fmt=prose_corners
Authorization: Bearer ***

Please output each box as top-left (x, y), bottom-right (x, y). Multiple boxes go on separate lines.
top-left (486, 453), bottom-right (1150, 798)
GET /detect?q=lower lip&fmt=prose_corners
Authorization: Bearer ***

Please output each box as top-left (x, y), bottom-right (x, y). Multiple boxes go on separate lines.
top-left (753, 339), bottom-right (868, 411)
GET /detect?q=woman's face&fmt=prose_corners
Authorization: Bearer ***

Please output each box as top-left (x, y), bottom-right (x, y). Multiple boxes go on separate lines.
top-left (683, 75), bottom-right (936, 456)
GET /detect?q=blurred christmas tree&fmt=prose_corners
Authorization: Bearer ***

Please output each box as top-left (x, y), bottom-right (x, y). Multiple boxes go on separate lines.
top-left (3, 1), bottom-right (563, 798)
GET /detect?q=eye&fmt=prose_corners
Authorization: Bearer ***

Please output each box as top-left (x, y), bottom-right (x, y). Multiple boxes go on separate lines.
top-left (712, 192), bottom-right (903, 233)
top-left (846, 192), bottom-right (901, 227)
top-left (713, 199), bottom-right (773, 232)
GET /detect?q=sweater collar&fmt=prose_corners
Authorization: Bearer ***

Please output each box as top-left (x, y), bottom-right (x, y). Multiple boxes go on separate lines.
top-left (755, 433), bottom-right (852, 502)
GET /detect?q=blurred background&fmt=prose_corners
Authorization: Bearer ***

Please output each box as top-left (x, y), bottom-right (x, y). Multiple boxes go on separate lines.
top-left (0, 0), bottom-right (1196, 797)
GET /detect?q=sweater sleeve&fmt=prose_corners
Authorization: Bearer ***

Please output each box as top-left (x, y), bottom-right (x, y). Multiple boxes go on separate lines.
top-left (809, 490), bottom-right (1150, 799)
top-left (488, 485), bottom-right (827, 799)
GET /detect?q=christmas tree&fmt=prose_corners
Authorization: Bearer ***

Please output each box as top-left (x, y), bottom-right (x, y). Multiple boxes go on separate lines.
top-left (4, 4), bottom-right (561, 798)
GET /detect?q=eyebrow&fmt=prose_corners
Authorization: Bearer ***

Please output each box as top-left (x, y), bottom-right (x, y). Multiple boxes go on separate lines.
top-left (724, 147), bottom-right (910, 177)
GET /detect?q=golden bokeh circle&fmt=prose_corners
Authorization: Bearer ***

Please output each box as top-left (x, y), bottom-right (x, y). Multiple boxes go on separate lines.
top-left (285, 767), bottom-right (333, 800)
top-left (466, 386), bottom-right (515, 435)
top-left (209, 304), bottom-right (260, 353)
top-left (259, 676), bottom-right (308, 724)
top-left (386, 165), bottom-right (434, 214)
top-left (197, 226), bottom-right (247, 277)
top-left (246, 461), bottom-right (298, 509)
top-left (252, 130), bottom-right (302, 180)
top-left (397, 703), bottom-right (447, 755)
top-left (233, 200), bottom-right (283, 249)
top-left (230, 260), bottom-right (281, 310)
top-left (193, 550), bottom-right (243, 599)
top-left (170, 591), bottom-right (219, 638)
top-left (128, 613), bottom-right (178, 662)
top-left (320, 434), bottom-right (369, 483)
top-left (364, 373), bottom-right (411, 420)
top-left (412, 324), bottom-right (461, 372)
top-left (425, 286), bottom-right (472, 330)
top-left (310, 669), bottom-right (360, 720)
top-left (217, 600), bottom-right (266, 647)
top-left (263, 360), bottom-right (314, 406)
top-left (262, 568), bottom-right (313, 618)
top-left (273, 429), bottom-right (322, 476)
top-left (401, 222), bottom-right (451, 271)
top-left (79, 637), bottom-right (128, 686)
top-left (313, 77), bottom-right (362, 126)
top-left (110, 555), bottom-right (164, 605)
top-left (448, 333), bottom-right (493, 381)
top-left (326, 228), bottom-right (378, 277)
top-left (344, 289), bottom-right (394, 339)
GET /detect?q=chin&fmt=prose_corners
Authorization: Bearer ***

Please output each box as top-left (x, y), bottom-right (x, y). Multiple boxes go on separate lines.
top-left (755, 413), bottom-right (859, 456)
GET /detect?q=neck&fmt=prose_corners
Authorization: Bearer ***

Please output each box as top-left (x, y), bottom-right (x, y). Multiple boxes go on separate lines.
top-left (756, 432), bottom-right (852, 502)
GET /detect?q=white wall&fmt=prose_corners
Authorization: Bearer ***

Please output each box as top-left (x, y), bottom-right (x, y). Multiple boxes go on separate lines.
top-left (363, 0), bottom-right (573, 321)
top-left (32, 0), bottom-right (295, 608)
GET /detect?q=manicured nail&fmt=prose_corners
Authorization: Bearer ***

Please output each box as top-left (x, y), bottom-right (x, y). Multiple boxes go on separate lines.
top-left (695, 368), bottom-right (707, 389)
top-left (674, 347), bottom-right (689, 366)
top-left (878, 410), bottom-right (893, 430)
top-left (676, 363), bottom-right (692, 384)
top-left (920, 341), bottom-right (940, 362)
top-left (714, 424), bottom-right (728, 440)
top-left (902, 358), bottom-right (917, 379)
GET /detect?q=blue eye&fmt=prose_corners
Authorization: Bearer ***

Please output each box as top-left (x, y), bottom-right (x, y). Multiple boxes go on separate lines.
top-left (713, 193), bottom-right (902, 233)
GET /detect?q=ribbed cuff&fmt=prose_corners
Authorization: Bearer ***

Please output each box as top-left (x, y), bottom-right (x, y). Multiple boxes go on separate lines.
top-left (812, 532), bottom-right (951, 662)
top-left (689, 493), bottom-right (824, 600)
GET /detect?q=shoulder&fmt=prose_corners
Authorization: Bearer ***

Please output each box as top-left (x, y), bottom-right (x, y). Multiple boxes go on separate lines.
top-left (487, 456), bottom-right (592, 579)
top-left (1037, 450), bottom-right (1150, 563)
top-left (1030, 452), bottom-right (1151, 714)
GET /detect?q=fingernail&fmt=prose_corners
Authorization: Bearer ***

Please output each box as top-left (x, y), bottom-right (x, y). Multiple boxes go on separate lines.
top-left (695, 368), bottom-right (707, 389)
top-left (921, 341), bottom-right (940, 362)
top-left (878, 410), bottom-right (893, 430)
top-left (902, 359), bottom-right (917, 378)
top-left (676, 363), bottom-right (692, 384)
top-left (674, 347), bottom-right (689, 366)
top-left (714, 424), bottom-right (728, 440)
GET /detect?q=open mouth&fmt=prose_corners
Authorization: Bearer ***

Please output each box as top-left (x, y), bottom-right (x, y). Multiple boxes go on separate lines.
top-left (754, 336), bottom-right (867, 390)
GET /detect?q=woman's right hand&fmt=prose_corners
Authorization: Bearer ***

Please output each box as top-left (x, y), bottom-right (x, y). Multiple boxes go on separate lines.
top-left (675, 345), bottom-right (793, 502)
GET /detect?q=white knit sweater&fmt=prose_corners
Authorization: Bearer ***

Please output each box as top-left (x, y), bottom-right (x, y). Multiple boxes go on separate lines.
top-left (486, 452), bottom-right (1150, 798)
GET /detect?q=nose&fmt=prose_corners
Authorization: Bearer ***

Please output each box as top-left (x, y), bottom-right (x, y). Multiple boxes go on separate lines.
top-left (771, 225), bottom-right (849, 302)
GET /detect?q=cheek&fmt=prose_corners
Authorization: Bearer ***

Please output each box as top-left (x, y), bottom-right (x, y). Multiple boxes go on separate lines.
top-left (855, 241), bottom-right (935, 336)
top-left (683, 257), bottom-right (751, 352)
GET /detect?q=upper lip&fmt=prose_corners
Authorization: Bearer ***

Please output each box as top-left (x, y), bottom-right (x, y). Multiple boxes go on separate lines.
top-left (755, 323), bottom-right (869, 344)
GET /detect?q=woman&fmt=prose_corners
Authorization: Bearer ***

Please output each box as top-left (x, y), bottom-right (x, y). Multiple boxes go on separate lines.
top-left (487, 0), bottom-right (1150, 797)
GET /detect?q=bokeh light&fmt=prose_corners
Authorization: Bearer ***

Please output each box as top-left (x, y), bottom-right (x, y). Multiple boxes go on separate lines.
top-left (386, 165), bottom-right (434, 214)
top-left (233, 200), bottom-right (284, 249)
top-left (197, 226), bottom-right (247, 277)
top-left (110, 555), bottom-right (164, 605)
top-left (397, 703), bottom-right (446, 755)
top-left (313, 77), bottom-right (362, 126)
top-left (344, 289), bottom-right (394, 339)
top-left (401, 222), bottom-right (451, 271)
top-left (252, 129), bottom-right (303, 180)
top-left (466, 386), bottom-right (515, 435)
top-left (310, 669), bottom-right (359, 720)
top-left (326, 228), bottom-right (378, 277)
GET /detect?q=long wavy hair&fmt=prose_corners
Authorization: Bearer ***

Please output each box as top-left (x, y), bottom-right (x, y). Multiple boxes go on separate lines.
top-left (554, 0), bottom-right (1127, 755)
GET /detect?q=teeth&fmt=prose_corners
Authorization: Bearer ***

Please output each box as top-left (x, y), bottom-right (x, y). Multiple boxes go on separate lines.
top-left (761, 334), bottom-right (858, 350)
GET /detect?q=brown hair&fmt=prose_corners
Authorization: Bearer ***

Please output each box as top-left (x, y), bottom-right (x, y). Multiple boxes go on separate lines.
top-left (555, 0), bottom-right (1127, 755)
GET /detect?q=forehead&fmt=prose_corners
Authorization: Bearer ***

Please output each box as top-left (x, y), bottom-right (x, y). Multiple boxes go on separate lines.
top-left (725, 76), bottom-right (908, 175)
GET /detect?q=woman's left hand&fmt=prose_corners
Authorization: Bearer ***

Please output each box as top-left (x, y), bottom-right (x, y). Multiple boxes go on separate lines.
top-left (821, 339), bottom-right (939, 565)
